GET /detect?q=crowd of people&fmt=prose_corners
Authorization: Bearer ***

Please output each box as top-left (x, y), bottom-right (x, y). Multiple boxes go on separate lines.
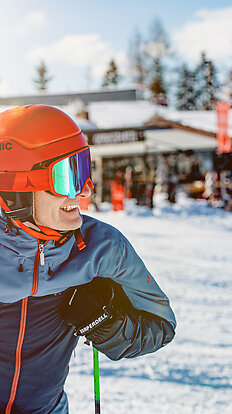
top-left (106, 151), bottom-right (232, 211)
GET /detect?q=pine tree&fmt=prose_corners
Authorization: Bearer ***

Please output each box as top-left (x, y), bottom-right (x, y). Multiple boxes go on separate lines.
top-left (102, 59), bottom-right (120, 89)
top-left (149, 57), bottom-right (167, 105)
top-left (128, 19), bottom-right (171, 102)
top-left (195, 52), bottom-right (219, 110)
top-left (175, 64), bottom-right (197, 110)
top-left (33, 60), bottom-right (53, 91)
top-left (146, 20), bottom-right (170, 104)
top-left (128, 29), bottom-right (148, 90)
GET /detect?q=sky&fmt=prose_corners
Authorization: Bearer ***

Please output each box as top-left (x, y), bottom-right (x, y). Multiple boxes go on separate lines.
top-left (0, 0), bottom-right (232, 96)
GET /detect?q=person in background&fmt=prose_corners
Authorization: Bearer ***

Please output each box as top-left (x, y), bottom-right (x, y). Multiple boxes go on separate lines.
top-left (109, 170), bottom-right (125, 211)
top-left (145, 171), bottom-right (156, 209)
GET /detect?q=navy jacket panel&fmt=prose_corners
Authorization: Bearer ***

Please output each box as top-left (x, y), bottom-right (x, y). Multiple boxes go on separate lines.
top-left (0, 294), bottom-right (78, 413)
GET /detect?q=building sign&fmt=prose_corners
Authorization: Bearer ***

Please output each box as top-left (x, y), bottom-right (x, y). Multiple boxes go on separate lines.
top-left (84, 128), bottom-right (145, 145)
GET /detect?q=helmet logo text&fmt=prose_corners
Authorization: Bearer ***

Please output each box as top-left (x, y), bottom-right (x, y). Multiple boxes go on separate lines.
top-left (0, 142), bottom-right (12, 150)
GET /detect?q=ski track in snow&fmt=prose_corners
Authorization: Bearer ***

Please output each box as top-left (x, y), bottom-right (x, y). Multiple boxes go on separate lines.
top-left (65, 194), bottom-right (232, 414)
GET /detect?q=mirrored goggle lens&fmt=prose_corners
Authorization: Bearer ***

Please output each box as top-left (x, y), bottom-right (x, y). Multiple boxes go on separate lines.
top-left (52, 148), bottom-right (92, 198)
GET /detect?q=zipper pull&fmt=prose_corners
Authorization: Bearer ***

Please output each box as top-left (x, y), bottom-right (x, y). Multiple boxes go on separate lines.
top-left (39, 242), bottom-right (45, 266)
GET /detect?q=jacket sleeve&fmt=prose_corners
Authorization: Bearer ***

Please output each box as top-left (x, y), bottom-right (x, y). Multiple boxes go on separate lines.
top-left (94, 306), bottom-right (175, 361)
top-left (94, 231), bottom-right (176, 360)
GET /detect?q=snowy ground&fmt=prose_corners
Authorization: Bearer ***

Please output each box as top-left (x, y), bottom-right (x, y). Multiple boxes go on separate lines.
top-left (65, 194), bottom-right (232, 414)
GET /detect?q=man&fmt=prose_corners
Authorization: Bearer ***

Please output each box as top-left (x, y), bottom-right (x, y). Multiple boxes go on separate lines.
top-left (0, 105), bottom-right (176, 413)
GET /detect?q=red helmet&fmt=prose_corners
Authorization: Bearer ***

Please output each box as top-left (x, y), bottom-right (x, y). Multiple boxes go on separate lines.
top-left (0, 104), bottom-right (93, 194)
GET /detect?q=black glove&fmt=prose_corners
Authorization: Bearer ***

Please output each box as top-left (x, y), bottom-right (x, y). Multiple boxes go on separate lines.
top-left (61, 278), bottom-right (129, 345)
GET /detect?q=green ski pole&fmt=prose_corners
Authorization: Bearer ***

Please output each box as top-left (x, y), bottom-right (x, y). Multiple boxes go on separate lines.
top-left (93, 346), bottom-right (101, 414)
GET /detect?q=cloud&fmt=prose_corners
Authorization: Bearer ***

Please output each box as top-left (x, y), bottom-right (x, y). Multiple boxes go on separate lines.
top-left (172, 7), bottom-right (232, 63)
top-left (0, 10), bottom-right (46, 36)
top-left (27, 34), bottom-right (128, 81)
top-left (24, 10), bottom-right (47, 30)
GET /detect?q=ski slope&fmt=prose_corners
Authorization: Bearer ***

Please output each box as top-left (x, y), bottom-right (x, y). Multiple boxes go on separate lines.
top-left (65, 194), bottom-right (232, 414)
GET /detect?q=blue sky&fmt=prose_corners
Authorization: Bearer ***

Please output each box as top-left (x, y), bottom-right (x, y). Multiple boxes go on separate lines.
top-left (0, 0), bottom-right (232, 96)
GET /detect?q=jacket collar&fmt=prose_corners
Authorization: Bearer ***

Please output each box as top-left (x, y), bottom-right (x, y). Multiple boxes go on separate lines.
top-left (0, 207), bottom-right (86, 257)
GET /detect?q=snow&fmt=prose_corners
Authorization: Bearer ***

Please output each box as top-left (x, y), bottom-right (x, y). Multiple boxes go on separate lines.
top-left (86, 100), bottom-right (231, 140)
top-left (65, 194), bottom-right (232, 414)
top-left (56, 102), bottom-right (98, 130)
top-left (87, 100), bottom-right (158, 129)
top-left (77, 99), bottom-right (230, 139)
top-left (153, 106), bottom-right (232, 137)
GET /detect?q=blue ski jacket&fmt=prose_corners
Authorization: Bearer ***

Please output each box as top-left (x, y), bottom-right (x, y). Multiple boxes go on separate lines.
top-left (0, 209), bottom-right (176, 413)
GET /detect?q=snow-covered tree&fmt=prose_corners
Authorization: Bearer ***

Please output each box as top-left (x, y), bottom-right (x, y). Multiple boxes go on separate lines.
top-left (175, 64), bottom-right (197, 110)
top-left (195, 52), bottom-right (219, 110)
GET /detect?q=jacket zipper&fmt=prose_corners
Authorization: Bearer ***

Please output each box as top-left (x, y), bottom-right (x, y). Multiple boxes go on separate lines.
top-left (39, 241), bottom-right (45, 266)
top-left (30, 241), bottom-right (47, 296)
top-left (5, 240), bottom-right (47, 412)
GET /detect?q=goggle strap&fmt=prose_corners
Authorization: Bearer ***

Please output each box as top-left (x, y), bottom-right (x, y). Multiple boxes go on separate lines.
top-left (75, 228), bottom-right (86, 250)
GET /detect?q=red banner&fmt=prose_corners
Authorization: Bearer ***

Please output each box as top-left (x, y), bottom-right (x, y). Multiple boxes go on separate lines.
top-left (215, 101), bottom-right (231, 153)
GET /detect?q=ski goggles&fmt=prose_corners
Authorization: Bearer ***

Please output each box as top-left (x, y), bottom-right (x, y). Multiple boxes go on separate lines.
top-left (0, 147), bottom-right (94, 197)
top-left (49, 147), bottom-right (93, 198)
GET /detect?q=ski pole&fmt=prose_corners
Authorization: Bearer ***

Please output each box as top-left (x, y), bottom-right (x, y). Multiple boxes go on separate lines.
top-left (93, 346), bottom-right (101, 414)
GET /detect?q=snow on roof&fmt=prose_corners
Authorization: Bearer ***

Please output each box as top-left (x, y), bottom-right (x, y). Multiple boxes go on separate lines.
top-left (87, 100), bottom-right (232, 138)
top-left (1, 100), bottom-right (230, 138)
top-left (151, 106), bottom-right (232, 137)
top-left (84, 101), bottom-right (219, 155)
top-left (56, 102), bottom-right (98, 130)
top-left (87, 100), bottom-right (157, 129)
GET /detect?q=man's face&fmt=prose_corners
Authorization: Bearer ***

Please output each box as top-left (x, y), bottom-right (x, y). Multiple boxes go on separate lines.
top-left (32, 185), bottom-right (91, 231)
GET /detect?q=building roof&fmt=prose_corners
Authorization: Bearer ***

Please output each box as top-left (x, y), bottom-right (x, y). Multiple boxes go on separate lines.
top-left (0, 98), bottom-right (227, 155)
top-left (147, 106), bottom-right (232, 138)
top-left (0, 89), bottom-right (137, 106)
top-left (84, 101), bottom-right (220, 156)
